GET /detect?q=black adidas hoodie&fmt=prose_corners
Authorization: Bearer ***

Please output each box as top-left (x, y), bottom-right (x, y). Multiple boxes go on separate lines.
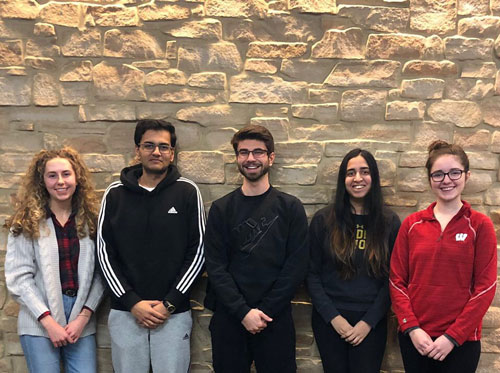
top-left (97, 164), bottom-right (205, 313)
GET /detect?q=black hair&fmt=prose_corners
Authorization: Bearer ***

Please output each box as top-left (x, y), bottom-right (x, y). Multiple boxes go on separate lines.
top-left (134, 119), bottom-right (177, 147)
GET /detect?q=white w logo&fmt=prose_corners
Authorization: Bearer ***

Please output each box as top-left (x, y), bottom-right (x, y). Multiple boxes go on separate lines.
top-left (455, 233), bottom-right (467, 242)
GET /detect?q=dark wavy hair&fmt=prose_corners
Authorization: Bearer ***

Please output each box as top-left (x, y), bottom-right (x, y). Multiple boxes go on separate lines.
top-left (231, 125), bottom-right (275, 154)
top-left (328, 149), bottom-right (389, 280)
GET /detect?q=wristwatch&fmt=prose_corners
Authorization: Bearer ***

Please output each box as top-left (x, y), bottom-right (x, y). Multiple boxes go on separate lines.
top-left (163, 300), bottom-right (176, 313)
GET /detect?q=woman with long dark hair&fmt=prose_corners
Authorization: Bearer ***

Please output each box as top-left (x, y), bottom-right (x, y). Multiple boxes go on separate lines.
top-left (308, 149), bottom-right (401, 372)
top-left (390, 141), bottom-right (497, 373)
top-left (5, 147), bottom-right (104, 373)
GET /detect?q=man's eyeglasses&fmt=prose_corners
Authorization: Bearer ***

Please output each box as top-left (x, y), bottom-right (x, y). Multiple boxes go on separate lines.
top-left (139, 142), bottom-right (173, 154)
top-left (236, 149), bottom-right (269, 159)
top-left (430, 169), bottom-right (465, 182)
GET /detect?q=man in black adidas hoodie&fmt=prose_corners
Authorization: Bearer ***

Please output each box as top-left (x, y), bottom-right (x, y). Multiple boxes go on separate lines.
top-left (97, 120), bottom-right (205, 373)
top-left (204, 125), bottom-right (309, 372)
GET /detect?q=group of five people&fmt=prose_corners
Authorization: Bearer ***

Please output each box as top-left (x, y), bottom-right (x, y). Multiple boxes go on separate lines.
top-left (4, 120), bottom-right (497, 373)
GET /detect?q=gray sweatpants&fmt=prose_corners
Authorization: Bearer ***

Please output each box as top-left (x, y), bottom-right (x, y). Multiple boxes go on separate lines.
top-left (108, 309), bottom-right (192, 373)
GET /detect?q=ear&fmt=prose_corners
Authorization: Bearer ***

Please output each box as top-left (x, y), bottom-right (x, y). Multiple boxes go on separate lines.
top-left (135, 145), bottom-right (140, 158)
top-left (268, 152), bottom-right (275, 166)
top-left (465, 170), bottom-right (471, 182)
top-left (169, 148), bottom-right (175, 163)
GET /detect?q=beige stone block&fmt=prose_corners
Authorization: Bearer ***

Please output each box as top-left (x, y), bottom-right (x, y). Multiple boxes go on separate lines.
top-left (311, 28), bottom-right (364, 59)
top-left (164, 19), bottom-right (221, 39)
top-left (229, 75), bottom-right (307, 104)
top-left (205, 0), bottom-right (268, 18)
top-left (291, 104), bottom-right (338, 123)
top-left (427, 100), bottom-right (482, 127)
top-left (288, 0), bottom-right (336, 13)
top-left (497, 70), bottom-right (500, 95)
top-left (82, 154), bottom-right (125, 173)
top-left (271, 165), bottom-right (317, 185)
top-left (496, 34), bottom-right (500, 58)
top-left (132, 60), bottom-right (170, 69)
top-left (397, 168), bottom-right (428, 192)
top-left (467, 152), bottom-right (499, 170)
top-left (188, 73), bottom-right (226, 90)
top-left (290, 123), bottom-right (348, 142)
top-left (340, 89), bottom-right (386, 122)
top-left (0, 0), bottom-right (39, 19)
top-left (461, 62), bottom-right (497, 78)
top-left (177, 151), bottom-right (225, 183)
top-left (274, 142), bottom-right (322, 164)
top-left (104, 29), bottom-right (163, 59)
top-left (280, 59), bottom-right (334, 83)
top-left (60, 61), bottom-right (93, 82)
top-left (166, 40), bottom-right (177, 60)
top-left (366, 34), bottom-right (426, 59)
top-left (39, 2), bottom-right (80, 28)
top-left (224, 19), bottom-right (257, 42)
top-left (0, 173), bottom-right (22, 188)
top-left (61, 82), bottom-right (89, 106)
top-left (0, 132), bottom-right (42, 153)
top-left (205, 128), bottom-right (236, 151)
top-left (493, 0), bottom-right (500, 14)
top-left (138, 3), bottom-right (190, 21)
top-left (145, 69), bottom-right (187, 86)
top-left (93, 62), bottom-right (146, 101)
top-left (338, 5), bottom-right (409, 33)
top-left (309, 89), bottom-right (340, 103)
top-left (317, 158), bottom-right (341, 185)
top-left (279, 186), bottom-right (331, 204)
top-left (250, 117), bottom-right (289, 142)
top-left (458, 0), bottom-right (489, 15)
top-left (244, 59), bottom-right (278, 74)
top-left (493, 131), bottom-right (500, 153)
top-left (176, 104), bottom-right (250, 127)
top-left (485, 187), bottom-right (500, 205)
top-left (378, 158), bottom-right (397, 187)
top-left (413, 121), bottom-right (453, 149)
top-left (61, 29), bottom-right (101, 57)
top-left (401, 78), bottom-right (445, 99)
top-left (178, 42), bottom-right (242, 74)
top-left (481, 328), bottom-right (500, 353)
top-left (247, 42), bottom-right (307, 58)
top-left (385, 194), bottom-right (419, 207)
top-left (147, 86), bottom-right (222, 103)
top-left (87, 5), bottom-right (139, 26)
top-left (0, 40), bottom-right (23, 66)
top-left (24, 57), bottom-right (56, 70)
top-left (0, 19), bottom-right (23, 38)
top-left (33, 73), bottom-right (59, 107)
top-left (410, 0), bottom-right (457, 34)
top-left (423, 35), bottom-right (445, 60)
top-left (482, 97), bottom-right (500, 127)
top-left (79, 104), bottom-right (136, 122)
top-left (26, 37), bottom-right (60, 58)
top-left (402, 60), bottom-right (458, 77)
top-left (0, 76), bottom-right (30, 106)
top-left (445, 36), bottom-right (494, 60)
top-left (356, 123), bottom-right (411, 142)
top-left (386, 101), bottom-right (426, 120)
top-left (453, 130), bottom-right (491, 151)
top-left (324, 60), bottom-right (400, 88)
top-left (445, 78), bottom-right (494, 100)
top-left (458, 16), bottom-right (500, 38)
top-left (464, 171), bottom-right (493, 194)
top-left (0, 154), bottom-right (35, 173)
top-left (33, 22), bottom-right (55, 37)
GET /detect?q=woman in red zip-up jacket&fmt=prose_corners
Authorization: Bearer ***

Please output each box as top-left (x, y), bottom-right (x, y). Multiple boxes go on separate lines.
top-left (390, 140), bottom-right (497, 373)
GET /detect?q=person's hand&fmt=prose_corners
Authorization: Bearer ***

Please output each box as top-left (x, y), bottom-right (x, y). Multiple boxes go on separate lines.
top-left (344, 320), bottom-right (371, 346)
top-left (64, 310), bottom-right (91, 343)
top-left (40, 315), bottom-right (72, 348)
top-left (427, 335), bottom-right (454, 361)
top-left (330, 315), bottom-right (353, 338)
top-left (409, 328), bottom-right (434, 356)
top-left (241, 309), bottom-right (273, 334)
top-left (152, 302), bottom-right (172, 320)
top-left (131, 300), bottom-right (167, 329)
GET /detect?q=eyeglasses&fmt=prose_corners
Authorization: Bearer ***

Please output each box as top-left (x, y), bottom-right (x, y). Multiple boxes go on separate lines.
top-left (430, 169), bottom-right (465, 182)
top-left (139, 142), bottom-right (173, 154)
top-left (236, 149), bottom-right (269, 159)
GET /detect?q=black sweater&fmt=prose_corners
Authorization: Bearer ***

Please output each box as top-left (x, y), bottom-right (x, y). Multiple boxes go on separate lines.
top-left (204, 186), bottom-right (309, 321)
top-left (307, 206), bottom-right (401, 327)
top-left (97, 164), bottom-right (205, 312)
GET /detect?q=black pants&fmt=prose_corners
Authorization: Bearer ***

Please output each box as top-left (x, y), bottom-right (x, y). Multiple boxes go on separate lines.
top-left (209, 305), bottom-right (296, 373)
top-left (398, 332), bottom-right (481, 373)
top-left (312, 308), bottom-right (387, 373)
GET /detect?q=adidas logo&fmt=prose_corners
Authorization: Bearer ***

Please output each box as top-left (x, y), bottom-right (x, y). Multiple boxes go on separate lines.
top-left (168, 207), bottom-right (178, 214)
top-left (183, 333), bottom-right (189, 340)
top-left (455, 233), bottom-right (467, 242)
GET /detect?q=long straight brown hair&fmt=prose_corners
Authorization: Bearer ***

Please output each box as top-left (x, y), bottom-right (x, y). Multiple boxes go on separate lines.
top-left (328, 149), bottom-right (389, 280)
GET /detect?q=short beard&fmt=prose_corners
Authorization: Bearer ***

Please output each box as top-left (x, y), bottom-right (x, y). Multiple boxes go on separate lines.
top-left (238, 163), bottom-right (270, 182)
top-left (142, 164), bottom-right (169, 176)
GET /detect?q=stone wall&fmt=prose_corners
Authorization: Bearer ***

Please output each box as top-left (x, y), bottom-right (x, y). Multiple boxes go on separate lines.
top-left (0, 0), bottom-right (499, 371)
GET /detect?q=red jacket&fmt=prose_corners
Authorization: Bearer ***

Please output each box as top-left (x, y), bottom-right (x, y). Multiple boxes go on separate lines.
top-left (390, 201), bottom-right (497, 345)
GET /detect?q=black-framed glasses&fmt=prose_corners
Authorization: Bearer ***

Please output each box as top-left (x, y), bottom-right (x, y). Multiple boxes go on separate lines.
top-left (430, 169), bottom-right (465, 182)
top-left (139, 142), bottom-right (173, 154)
top-left (236, 148), bottom-right (269, 159)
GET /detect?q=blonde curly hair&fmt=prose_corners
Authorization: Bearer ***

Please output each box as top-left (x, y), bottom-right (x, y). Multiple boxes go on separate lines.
top-left (5, 147), bottom-right (99, 240)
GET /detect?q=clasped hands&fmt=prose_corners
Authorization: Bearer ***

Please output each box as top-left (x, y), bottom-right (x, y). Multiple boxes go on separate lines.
top-left (242, 308), bottom-right (273, 334)
top-left (409, 328), bottom-right (454, 361)
top-left (131, 300), bottom-right (171, 329)
top-left (330, 315), bottom-right (371, 347)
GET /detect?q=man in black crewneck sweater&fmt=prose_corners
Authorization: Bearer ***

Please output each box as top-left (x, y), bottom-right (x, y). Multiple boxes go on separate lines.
top-left (204, 125), bottom-right (308, 372)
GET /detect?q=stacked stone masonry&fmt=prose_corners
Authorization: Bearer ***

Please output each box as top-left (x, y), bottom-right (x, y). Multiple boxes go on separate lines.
top-left (0, 0), bottom-right (500, 371)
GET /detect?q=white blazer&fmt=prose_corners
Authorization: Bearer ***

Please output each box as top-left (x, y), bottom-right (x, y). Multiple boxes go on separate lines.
top-left (5, 217), bottom-right (104, 338)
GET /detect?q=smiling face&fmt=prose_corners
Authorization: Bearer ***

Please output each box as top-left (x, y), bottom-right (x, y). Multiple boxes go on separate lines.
top-left (236, 139), bottom-right (275, 182)
top-left (135, 129), bottom-right (174, 176)
top-left (429, 154), bottom-right (469, 204)
top-left (44, 157), bottom-right (77, 205)
top-left (345, 155), bottom-right (372, 204)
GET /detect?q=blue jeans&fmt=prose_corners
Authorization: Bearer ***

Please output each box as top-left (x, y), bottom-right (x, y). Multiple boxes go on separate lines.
top-left (20, 295), bottom-right (97, 373)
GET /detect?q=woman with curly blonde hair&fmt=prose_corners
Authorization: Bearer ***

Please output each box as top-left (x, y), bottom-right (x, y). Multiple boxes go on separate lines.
top-left (5, 147), bottom-right (104, 373)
